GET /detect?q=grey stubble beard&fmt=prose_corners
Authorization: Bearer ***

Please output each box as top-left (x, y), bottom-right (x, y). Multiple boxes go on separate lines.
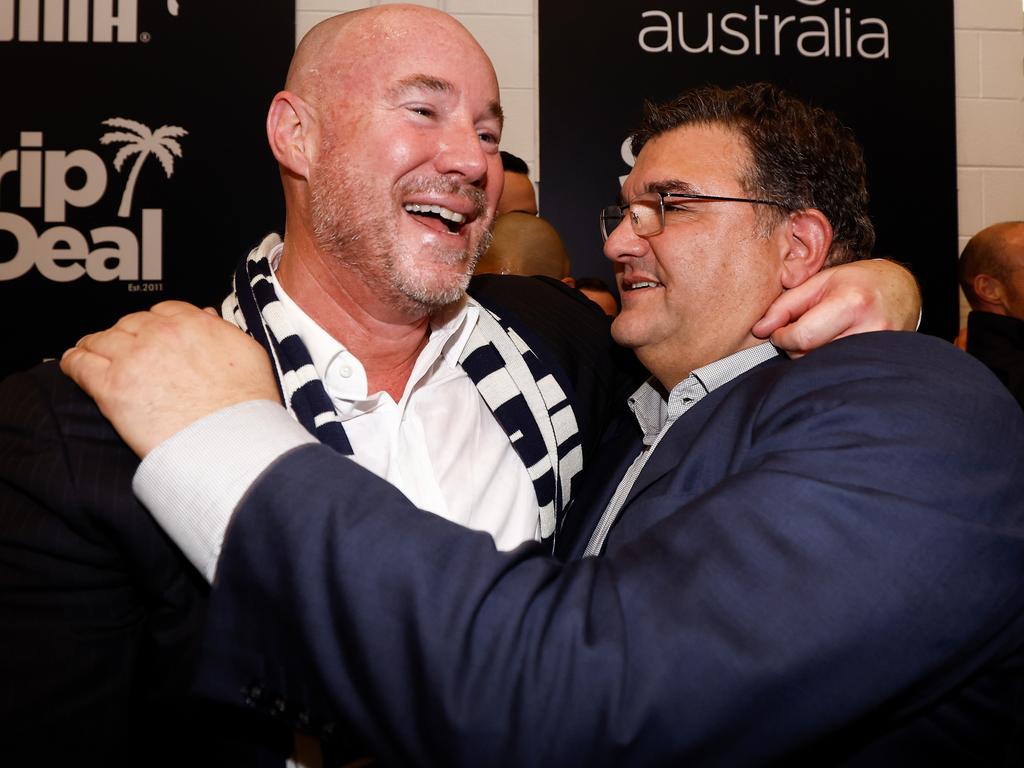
top-left (309, 161), bottom-right (493, 316)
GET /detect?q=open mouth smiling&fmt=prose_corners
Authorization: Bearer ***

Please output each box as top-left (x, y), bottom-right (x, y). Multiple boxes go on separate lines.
top-left (403, 203), bottom-right (467, 234)
top-left (623, 279), bottom-right (662, 291)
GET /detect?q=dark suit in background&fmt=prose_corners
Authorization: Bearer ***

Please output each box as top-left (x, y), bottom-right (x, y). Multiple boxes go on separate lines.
top-left (965, 310), bottom-right (1024, 409)
top-left (194, 332), bottom-right (1024, 766)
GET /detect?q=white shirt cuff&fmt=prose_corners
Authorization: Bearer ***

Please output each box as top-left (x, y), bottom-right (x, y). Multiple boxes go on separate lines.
top-left (132, 400), bottom-right (317, 582)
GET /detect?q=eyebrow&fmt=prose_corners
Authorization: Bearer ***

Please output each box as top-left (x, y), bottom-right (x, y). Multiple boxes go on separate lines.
top-left (389, 74), bottom-right (454, 97)
top-left (388, 74), bottom-right (504, 127)
top-left (648, 179), bottom-right (701, 196)
top-left (620, 178), bottom-right (701, 205)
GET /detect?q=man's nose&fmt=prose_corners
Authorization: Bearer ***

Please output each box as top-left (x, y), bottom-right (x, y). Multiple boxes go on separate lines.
top-left (435, 120), bottom-right (489, 182)
top-left (604, 215), bottom-right (649, 263)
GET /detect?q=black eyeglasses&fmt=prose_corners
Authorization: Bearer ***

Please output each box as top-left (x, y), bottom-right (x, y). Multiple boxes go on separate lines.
top-left (599, 191), bottom-right (785, 241)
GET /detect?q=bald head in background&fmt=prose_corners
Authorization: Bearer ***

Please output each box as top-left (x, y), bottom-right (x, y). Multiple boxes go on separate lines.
top-left (475, 211), bottom-right (571, 280)
top-left (958, 221), bottom-right (1024, 408)
top-left (959, 222), bottom-right (1024, 318)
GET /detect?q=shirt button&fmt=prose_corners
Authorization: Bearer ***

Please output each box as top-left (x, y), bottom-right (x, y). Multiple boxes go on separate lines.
top-left (339, 364), bottom-right (352, 378)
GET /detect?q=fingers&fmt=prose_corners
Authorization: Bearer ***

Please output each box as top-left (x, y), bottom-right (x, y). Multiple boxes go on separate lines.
top-left (752, 272), bottom-right (828, 339)
top-left (60, 310), bottom-right (173, 395)
top-left (55, 300), bottom-right (279, 460)
top-left (150, 299), bottom-right (206, 317)
top-left (79, 326), bottom-right (143, 359)
top-left (754, 259), bottom-right (920, 356)
top-left (769, 295), bottom-right (855, 358)
top-left (60, 343), bottom-right (111, 392)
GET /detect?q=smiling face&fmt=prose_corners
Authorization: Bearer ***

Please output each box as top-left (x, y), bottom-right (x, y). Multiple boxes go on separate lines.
top-left (604, 123), bottom-right (790, 388)
top-left (302, 8), bottom-right (504, 316)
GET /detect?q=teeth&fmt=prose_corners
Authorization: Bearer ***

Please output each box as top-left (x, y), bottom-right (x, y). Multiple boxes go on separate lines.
top-left (628, 281), bottom-right (659, 290)
top-left (404, 203), bottom-right (466, 224)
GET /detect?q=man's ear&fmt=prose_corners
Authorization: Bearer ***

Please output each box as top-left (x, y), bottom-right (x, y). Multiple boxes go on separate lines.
top-left (780, 208), bottom-right (833, 289)
top-left (266, 91), bottom-right (315, 179)
top-left (973, 273), bottom-right (1006, 309)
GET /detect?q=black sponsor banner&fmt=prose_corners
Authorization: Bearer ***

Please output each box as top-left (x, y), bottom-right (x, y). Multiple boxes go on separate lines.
top-left (0, 1), bottom-right (294, 377)
top-left (539, 0), bottom-right (957, 338)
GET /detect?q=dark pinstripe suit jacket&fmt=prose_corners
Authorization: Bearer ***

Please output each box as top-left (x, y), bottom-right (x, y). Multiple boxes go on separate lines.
top-left (0, 360), bottom-right (298, 766)
top-left (0, 274), bottom-right (639, 766)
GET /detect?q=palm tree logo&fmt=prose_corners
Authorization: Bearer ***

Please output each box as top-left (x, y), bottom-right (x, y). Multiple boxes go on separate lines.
top-left (100, 118), bottom-right (188, 218)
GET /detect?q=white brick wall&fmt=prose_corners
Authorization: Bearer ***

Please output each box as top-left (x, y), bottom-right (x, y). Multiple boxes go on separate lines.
top-left (955, 0), bottom-right (1024, 324)
top-left (295, 1), bottom-right (1024, 326)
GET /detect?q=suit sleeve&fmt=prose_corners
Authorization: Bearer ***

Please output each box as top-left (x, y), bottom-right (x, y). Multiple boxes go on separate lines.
top-left (196, 337), bottom-right (1024, 766)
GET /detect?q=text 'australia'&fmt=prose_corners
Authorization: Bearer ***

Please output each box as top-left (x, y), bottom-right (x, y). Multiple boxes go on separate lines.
top-left (639, 3), bottom-right (890, 59)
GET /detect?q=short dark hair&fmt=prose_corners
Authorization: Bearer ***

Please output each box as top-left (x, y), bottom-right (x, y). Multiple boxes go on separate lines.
top-left (629, 82), bottom-right (875, 266)
top-left (500, 150), bottom-right (530, 176)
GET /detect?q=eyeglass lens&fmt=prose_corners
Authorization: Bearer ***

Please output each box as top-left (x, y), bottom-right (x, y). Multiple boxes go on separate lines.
top-left (599, 206), bottom-right (624, 240)
top-left (600, 192), bottom-right (663, 241)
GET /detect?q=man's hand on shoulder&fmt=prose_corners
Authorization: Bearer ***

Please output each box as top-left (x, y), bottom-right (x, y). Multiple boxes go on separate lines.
top-left (61, 301), bottom-right (280, 458)
top-left (753, 259), bottom-right (921, 358)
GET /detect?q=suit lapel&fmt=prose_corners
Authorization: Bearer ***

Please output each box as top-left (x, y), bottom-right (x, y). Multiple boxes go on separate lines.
top-left (612, 357), bottom-right (787, 543)
top-left (620, 390), bottom-right (725, 510)
top-left (556, 411), bottom-right (643, 560)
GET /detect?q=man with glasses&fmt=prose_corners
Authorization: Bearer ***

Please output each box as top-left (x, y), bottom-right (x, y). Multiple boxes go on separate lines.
top-left (62, 70), bottom-right (1024, 768)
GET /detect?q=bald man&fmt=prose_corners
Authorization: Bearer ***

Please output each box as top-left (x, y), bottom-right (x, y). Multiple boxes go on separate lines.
top-left (958, 221), bottom-right (1024, 407)
top-left (474, 211), bottom-right (572, 279)
top-left (2, 5), bottom-right (920, 765)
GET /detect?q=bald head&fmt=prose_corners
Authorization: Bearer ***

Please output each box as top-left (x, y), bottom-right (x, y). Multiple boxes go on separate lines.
top-left (475, 213), bottom-right (571, 279)
top-left (287, 6), bottom-right (498, 110)
top-left (959, 221), bottom-right (1024, 316)
top-left (286, 11), bottom-right (362, 92)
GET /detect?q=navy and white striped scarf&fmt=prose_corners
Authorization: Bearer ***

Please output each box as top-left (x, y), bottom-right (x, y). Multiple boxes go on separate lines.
top-left (223, 234), bottom-right (582, 542)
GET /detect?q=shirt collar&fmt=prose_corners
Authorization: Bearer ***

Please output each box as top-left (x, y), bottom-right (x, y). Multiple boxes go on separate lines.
top-left (265, 242), bottom-right (478, 390)
top-left (629, 341), bottom-right (780, 442)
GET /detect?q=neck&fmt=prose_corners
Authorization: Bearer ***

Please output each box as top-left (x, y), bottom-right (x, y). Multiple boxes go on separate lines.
top-left (644, 333), bottom-right (762, 393)
top-left (276, 233), bottom-right (442, 401)
top-left (974, 304), bottom-right (1009, 318)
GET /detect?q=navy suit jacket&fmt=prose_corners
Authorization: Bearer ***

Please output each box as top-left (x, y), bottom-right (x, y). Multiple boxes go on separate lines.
top-left (199, 332), bottom-right (1024, 766)
top-left (0, 274), bottom-right (632, 765)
